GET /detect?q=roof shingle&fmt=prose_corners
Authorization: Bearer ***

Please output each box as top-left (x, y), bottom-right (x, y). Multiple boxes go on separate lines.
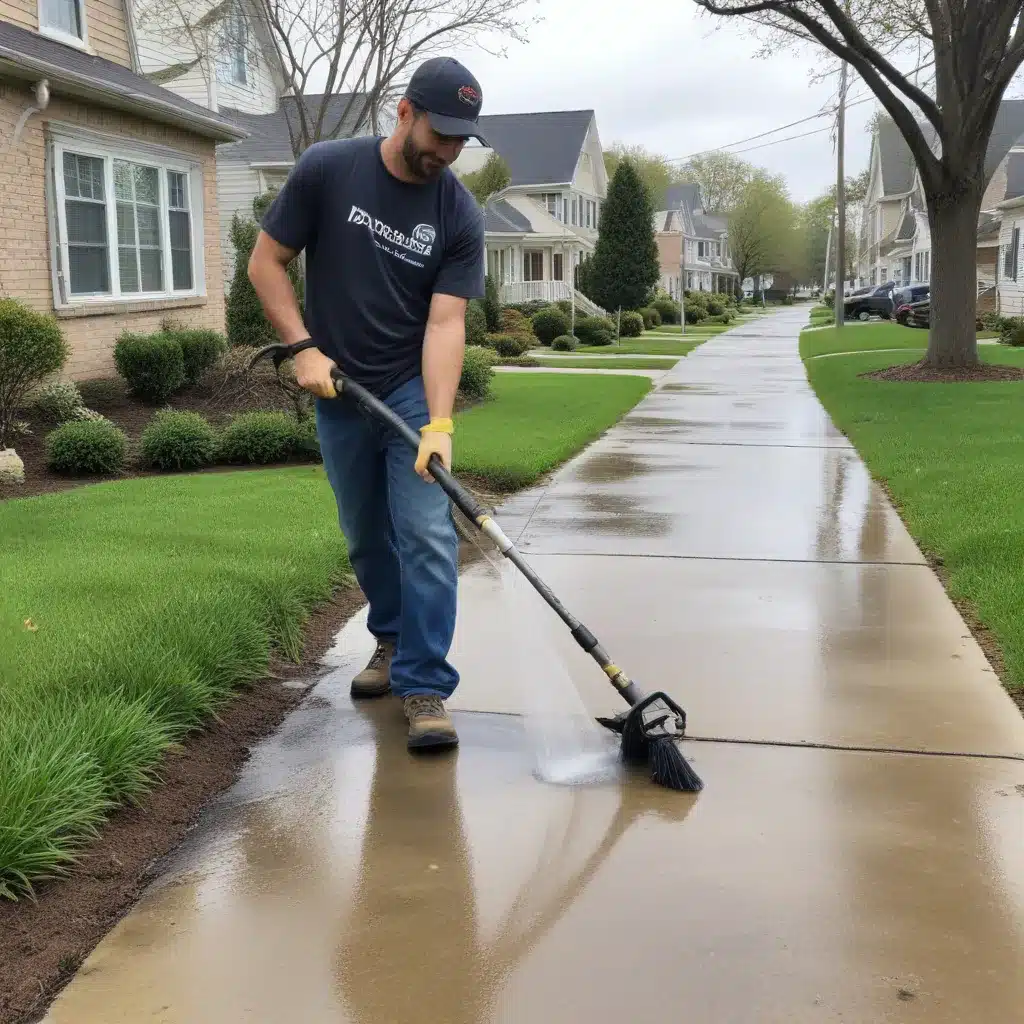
top-left (472, 110), bottom-right (594, 187)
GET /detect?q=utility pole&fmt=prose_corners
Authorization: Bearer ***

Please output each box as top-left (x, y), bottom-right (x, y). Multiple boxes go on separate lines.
top-left (833, 11), bottom-right (850, 330)
top-left (678, 204), bottom-right (687, 335)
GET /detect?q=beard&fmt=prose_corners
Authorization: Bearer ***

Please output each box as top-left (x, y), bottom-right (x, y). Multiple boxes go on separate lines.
top-left (401, 135), bottom-right (445, 182)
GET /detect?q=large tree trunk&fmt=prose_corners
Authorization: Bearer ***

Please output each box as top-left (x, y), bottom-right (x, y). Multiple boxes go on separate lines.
top-left (925, 183), bottom-right (984, 368)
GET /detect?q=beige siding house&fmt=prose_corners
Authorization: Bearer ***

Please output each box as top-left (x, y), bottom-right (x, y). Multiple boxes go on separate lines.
top-left (0, 5), bottom-right (245, 379)
top-left (856, 105), bottom-right (1024, 314)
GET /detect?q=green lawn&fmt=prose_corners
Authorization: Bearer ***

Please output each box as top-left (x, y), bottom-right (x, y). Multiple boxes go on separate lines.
top-left (575, 338), bottom-right (704, 356)
top-left (805, 346), bottom-right (1024, 694)
top-left (800, 322), bottom-right (999, 359)
top-left (0, 371), bottom-right (649, 898)
top-left (531, 357), bottom-right (677, 370)
top-left (640, 323), bottom-right (734, 337)
top-left (456, 373), bottom-right (651, 489)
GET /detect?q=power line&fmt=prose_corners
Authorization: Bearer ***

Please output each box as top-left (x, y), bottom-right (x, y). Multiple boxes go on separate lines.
top-left (665, 58), bottom-right (936, 164)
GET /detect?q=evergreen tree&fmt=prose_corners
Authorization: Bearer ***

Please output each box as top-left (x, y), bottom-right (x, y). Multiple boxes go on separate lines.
top-left (588, 159), bottom-right (659, 312)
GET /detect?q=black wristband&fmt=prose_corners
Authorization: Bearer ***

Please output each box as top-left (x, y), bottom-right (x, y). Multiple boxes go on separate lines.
top-left (288, 338), bottom-right (318, 357)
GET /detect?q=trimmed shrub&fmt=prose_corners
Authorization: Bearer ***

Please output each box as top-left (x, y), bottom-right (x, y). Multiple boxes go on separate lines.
top-left (574, 315), bottom-right (616, 346)
top-left (552, 334), bottom-right (578, 352)
top-left (507, 300), bottom-right (549, 318)
top-left (620, 311), bottom-right (645, 338)
top-left (499, 306), bottom-right (535, 338)
top-left (218, 411), bottom-right (300, 465)
top-left (0, 297), bottom-right (70, 446)
top-left (31, 379), bottom-right (84, 423)
top-left (1008, 322), bottom-right (1024, 348)
top-left (555, 299), bottom-right (574, 316)
top-left (531, 306), bottom-right (570, 345)
top-left (140, 410), bottom-right (219, 471)
top-left (705, 295), bottom-right (726, 316)
top-left (459, 346), bottom-right (495, 400)
top-left (651, 297), bottom-right (679, 324)
top-left (168, 330), bottom-right (227, 386)
top-left (998, 316), bottom-right (1024, 344)
top-left (46, 418), bottom-right (127, 475)
top-left (642, 306), bottom-right (662, 328)
top-left (465, 299), bottom-right (488, 347)
top-left (114, 332), bottom-right (186, 403)
top-left (489, 333), bottom-right (532, 357)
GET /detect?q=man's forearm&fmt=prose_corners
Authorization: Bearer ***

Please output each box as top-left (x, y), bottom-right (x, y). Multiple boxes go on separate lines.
top-left (422, 319), bottom-right (465, 421)
top-left (248, 244), bottom-right (310, 347)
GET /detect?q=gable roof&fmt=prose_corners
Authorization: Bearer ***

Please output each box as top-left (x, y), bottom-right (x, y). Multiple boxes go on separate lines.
top-left (218, 93), bottom-right (370, 162)
top-left (0, 18), bottom-right (245, 141)
top-left (664, 183), bottom-right (701, 213)
top-left (472, 110), bottom-right (594, 186)
top-left (895, 211), bottom-right (916, 241)
top-left (875, 100), bottom-right (1024, 198)
top-left (484, 198), bottom-right (533, 234)
top-left (1005, 151), bottom-right (1024, 200)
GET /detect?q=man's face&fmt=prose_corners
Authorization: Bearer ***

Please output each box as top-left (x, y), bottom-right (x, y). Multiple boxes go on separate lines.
top-left (401, 109), bottom-right (466, 181)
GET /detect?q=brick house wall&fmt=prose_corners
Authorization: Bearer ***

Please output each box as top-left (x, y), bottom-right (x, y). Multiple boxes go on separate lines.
top-left (0, 79), bottom-right (226, 380)
top-left (4, 0), bottom-right (132, 66)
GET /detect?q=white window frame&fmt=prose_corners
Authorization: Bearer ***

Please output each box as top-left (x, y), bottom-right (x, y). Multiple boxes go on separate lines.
top-left (215, 0), bottom-right (249, 87)
top-left (46, 126), bottom-right (206, 309)
top-left (38, 0), bottom-right (89, 50)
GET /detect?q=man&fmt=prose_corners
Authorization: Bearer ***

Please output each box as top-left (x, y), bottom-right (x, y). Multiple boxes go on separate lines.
top-left (248, 56), bottom-right (488, 751)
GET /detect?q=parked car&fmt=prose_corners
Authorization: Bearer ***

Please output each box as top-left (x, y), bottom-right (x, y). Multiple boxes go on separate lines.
top-left (906, 298), bottom-right (930, 329)
top-left (892, 285), bottom-right (930, 325)
top-left (844, 282), bottom-right (896, 321)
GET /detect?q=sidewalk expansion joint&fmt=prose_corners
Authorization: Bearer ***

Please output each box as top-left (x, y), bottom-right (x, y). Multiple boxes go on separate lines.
top-left (514, 551), bottom-right (930, 568)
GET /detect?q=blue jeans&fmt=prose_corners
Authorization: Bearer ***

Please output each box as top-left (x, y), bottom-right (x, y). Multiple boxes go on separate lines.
top-left (315, 375), bottom-right (460, 699)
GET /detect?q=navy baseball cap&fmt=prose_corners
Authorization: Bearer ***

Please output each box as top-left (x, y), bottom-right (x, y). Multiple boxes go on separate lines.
top-left (404, 57), bottom-right (489, 145)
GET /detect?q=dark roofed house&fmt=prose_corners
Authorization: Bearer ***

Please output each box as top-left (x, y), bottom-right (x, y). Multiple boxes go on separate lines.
top-left (0, 9), bottom-right (246, 380)
top-left (450, 109), bottom-right (609, 315)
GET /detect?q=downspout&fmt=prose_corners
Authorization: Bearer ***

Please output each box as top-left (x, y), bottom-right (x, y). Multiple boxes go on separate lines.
top-left (9, 79), bottom-right (50, 149)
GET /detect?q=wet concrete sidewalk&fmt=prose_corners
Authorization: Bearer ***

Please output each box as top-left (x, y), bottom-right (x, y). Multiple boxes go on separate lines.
top-left (45, 308), bottom-right (1024, 1023)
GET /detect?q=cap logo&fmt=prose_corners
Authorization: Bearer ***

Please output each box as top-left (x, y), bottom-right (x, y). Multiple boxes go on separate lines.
top-left (458, 84), bottom-right (480, 106)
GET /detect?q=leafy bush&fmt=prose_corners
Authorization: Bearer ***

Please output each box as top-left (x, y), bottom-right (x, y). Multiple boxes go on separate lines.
top-left (575, 315), bottom-right (616, 346)
top-left (489, 333), bottom-right (532, 357)
top-left (483, 275), bottom-right (502, 332)
top-left (651, 297), bottom-right (679, 325)
top-left (781, 294), bottom-right (795, 305)
top-left (642, 306), bottom-right (662, 328)
top-left (620, 311), bottom-right (645, 337)
top-left (705, 295), bottom-right (726, 316)
top-left (996, 315), bottom-right (1024, 344)
top-left (556, 299), bottom-right (574, 316)
top-left (31, 379), bottom-right (84, 423)
top-left (46, 419), bottom-right (127, 475)
top-left (167, 330), bottom-right (227, 386)
top-left (459, 346), bottom-right (495, 400)
top-left (465, 299), bottom-right (488, 347)
top-left (708, 313), bottom-right (735, 325)
top-left (114, 332), bottom-right (186, 403)
top-left (552, 334), bottom-right (578, 352)
top-left (507, 300), bottom-right (550, 318)
top-left (684, 293), bottom-right (709, 325)
top-left (0, 297), bottom-right (70, 446)
top-left (1008, 323), bottom-right (1024, 348)
top-left (531, 306), bottom-right (570, 345)
top-left (140, 410), bottom-right (219, 471)
top-left (499, 307), bottom-right (535, 338)
top-left (218, 411), bottom-right (300, 465)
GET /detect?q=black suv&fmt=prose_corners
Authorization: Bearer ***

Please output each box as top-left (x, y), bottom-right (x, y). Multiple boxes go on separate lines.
top-left (844, 282), bottom-right (896, 321)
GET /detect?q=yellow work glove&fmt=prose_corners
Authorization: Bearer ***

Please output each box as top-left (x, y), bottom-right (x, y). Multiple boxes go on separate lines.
top-left (415, 418), bottom-right (453, 482)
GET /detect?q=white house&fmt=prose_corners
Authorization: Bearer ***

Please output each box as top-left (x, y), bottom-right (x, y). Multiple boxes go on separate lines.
top-left (453, 109), bottom-right (608, 314)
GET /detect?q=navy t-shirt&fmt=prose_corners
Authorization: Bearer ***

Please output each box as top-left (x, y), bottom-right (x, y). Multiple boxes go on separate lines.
top-left (260, 135), bottom-right (486, 398)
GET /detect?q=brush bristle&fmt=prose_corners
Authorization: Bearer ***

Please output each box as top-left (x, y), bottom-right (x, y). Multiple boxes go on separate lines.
top-left (648, 737), bottom-right (703, 792)
top-left (619, 707), bottom-right (652, 763)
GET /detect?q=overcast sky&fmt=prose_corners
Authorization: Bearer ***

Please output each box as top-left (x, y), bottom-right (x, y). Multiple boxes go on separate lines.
top-left (446, 0), bottom-right (881, 204)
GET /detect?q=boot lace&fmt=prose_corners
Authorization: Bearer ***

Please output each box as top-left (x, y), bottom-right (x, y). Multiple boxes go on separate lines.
top-left (405, 694), bottom-right (445, 720)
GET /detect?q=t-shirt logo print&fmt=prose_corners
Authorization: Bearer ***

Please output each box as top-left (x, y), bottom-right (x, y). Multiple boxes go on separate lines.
top-left (412, 223), bottom-right (436, 247)
top-left (347, 204), bottom-right (434, 268)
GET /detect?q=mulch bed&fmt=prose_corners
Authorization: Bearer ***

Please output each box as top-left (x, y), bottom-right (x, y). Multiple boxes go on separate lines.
top-left (860, 360), bottom-right (1024, 383)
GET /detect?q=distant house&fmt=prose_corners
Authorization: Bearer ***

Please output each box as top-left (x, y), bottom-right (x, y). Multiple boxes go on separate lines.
top-left (652, 184), bottom-right (740, 297)
top-left (0, 6), bottom-right (245, 379)
top-left (130, 0), bottom-right (371, 281)
top-left (452, 109), bottom-right (608, 315)
top-left (856, 105), bottom-right (1024, 313)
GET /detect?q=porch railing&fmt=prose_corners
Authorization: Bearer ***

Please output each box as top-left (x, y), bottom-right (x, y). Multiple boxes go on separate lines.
top-left (499, 280), bottom-right (607, 317)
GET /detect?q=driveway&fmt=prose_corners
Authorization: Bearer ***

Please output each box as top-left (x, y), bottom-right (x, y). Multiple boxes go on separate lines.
top-left (43, 308), bottom-right (1024, 1023)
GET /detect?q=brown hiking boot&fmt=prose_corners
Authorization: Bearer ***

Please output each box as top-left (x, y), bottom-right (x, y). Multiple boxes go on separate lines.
top-left (350, 639), bottom-right (394, 697)
top-left (403, 694), bottom-right (458, 750)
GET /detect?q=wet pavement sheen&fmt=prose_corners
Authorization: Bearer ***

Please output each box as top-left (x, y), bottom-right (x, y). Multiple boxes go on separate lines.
top-left (44, 309), bottom-right (1024, 1023)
